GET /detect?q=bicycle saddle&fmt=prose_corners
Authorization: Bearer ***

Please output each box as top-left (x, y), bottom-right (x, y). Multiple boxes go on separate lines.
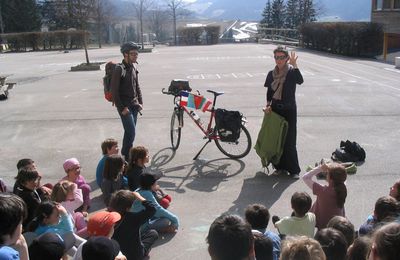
top-left (207, 90), bottom-right (224, 96)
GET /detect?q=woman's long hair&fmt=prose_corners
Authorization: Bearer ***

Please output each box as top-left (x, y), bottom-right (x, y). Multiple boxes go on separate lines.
top-left (103, 154), bottom-right (124, 181)
top-left (27, 201), bottom-right (57, 232)
top-left (328, 164), bottom-right (347, 208)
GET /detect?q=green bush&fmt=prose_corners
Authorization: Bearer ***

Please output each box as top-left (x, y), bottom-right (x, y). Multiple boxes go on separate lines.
top-left (299, 22), bottom-right (383, 57)
top-left (0, 30), bottom-right (89, 52)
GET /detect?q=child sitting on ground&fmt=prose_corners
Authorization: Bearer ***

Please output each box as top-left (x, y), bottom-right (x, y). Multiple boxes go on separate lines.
top-left (272, 191), bottom-right (316, 238)
top-left (62, 158), bottom-right (91, 212)
top-left (302, 163), bottom-right (347, 230)
top-left (51, 180), bottom-right (88, 238)
top-left (244, 204), bottom-right (281, 260)
top-left (0, 194), bottom-right (29, 260)
top-left (131, 173), bottom-right (179, 233)
top-left (358, 196), bottom-right (400, 236)
top-left (314, 228), bottom-right (348, 260)
top-left (101, 154), bottom-right (126, 207)
top-left (13, 167), bottom-right (50, 229)
top-left (109, 190), bottom-right (158, 260)
top-left (72, 211), bottom-right (126, 260)
top-left (126, 146), bottom-right (171, 209)
top-left (27, 201), bottom-right (85, 257)
top-left (96, 138), bottom-right (128, 188)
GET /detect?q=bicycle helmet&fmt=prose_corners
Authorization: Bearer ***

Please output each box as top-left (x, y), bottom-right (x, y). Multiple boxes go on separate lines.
top-left (120, 42), bottom-right (141, 54)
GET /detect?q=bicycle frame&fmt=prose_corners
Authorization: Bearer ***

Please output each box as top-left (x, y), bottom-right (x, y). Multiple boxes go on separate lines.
top-left (164, 86), bottom-right (252, 160)
top-left (174, 94), bottom-right (219, 140)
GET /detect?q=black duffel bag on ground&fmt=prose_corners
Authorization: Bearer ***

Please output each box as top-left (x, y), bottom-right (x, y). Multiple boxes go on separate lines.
top-left (215, 109), bottom-right (242, 142)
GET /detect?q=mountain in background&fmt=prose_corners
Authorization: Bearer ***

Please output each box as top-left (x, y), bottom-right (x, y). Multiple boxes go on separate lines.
top-left (115, 0), bottom-right (371, 22)
top-left (184, 0), bottom-right (371, 21)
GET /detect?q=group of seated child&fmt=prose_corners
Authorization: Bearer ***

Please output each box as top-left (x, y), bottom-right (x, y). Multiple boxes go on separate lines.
top-left (0, 138), bottom-right (180, 260)
top-left (205, 163), bottom-right (400, 260)
top-left (1, 143), bottom-right (400, 260)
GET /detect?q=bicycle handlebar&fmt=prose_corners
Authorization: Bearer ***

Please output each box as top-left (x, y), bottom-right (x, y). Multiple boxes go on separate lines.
top-left (161, 88), bottom-right (174, 95)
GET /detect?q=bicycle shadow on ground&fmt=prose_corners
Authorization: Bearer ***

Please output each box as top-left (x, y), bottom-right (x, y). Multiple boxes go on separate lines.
top-left (225, 171), bottom-right (297, 216)
top-left (149, 147), bottom-right (246, 193)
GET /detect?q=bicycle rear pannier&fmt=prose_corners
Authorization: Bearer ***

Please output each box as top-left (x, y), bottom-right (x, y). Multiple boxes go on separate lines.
top-left (215, 109), bottom-right (242, 142)
top-left (168, 79), bottom-right (192, 96)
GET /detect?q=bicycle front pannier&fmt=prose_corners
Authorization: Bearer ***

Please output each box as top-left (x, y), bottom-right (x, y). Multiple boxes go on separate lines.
top-left (215, 109), bottom-right (242, 142)
top-left (168, 79), bottom-right (192, 96)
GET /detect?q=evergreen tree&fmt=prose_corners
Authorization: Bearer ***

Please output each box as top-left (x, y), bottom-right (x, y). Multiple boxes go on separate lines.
top-left (285, 0), bottom-right (300, 29)
top-left (0, 0), bottom-right (41, 33)
top-left (271, 0), bottom-right (285, 28)
top-left (299, 0), bottom-right (317, 25)
top-left (260, 0), bottom-right (273, 27)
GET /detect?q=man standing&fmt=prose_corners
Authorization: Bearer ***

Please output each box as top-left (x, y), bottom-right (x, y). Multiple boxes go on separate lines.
top-left (111, 42), bottom-right (143, 160)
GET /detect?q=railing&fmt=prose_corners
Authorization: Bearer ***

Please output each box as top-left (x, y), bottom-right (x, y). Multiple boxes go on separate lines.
top-left (257, 27), bottom-right (300, 46)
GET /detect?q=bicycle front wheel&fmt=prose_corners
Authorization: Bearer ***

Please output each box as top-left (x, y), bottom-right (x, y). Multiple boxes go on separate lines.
top-left (215, 125), bottom-right (252, 159)
top-left (170, 109), bottom-right (182, 150)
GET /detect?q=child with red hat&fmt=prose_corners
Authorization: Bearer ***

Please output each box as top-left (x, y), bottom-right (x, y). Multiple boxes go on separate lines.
top-left (73, 211), bottom-right (126, 260)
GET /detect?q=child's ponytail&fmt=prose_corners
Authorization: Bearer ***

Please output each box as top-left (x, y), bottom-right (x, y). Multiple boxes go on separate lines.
top-left (329, 164), bottom-right (347, 208)
top-left (27, 201), bottom-right (57, 232)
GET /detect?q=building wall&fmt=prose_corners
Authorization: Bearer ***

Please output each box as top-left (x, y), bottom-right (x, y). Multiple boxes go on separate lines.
top-left (371, 11), bottom-right (400, 33)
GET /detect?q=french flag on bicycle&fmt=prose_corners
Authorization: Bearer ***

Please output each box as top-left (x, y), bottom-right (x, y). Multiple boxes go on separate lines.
top-left (180, 92), bottom-right (212, 112)
top-left (180, 91), bottom-right (189, 107)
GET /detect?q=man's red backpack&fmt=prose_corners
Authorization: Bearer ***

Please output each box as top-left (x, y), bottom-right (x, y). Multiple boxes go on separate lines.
top-left (103, 62), bottom-right (126, 103)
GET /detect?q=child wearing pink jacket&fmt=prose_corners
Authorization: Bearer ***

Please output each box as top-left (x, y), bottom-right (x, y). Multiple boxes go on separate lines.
top-left (62, 158), bottom-right (91, 212)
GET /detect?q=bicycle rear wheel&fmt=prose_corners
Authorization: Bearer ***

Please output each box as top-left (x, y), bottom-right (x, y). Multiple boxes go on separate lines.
top-left (170, 108), bottom-right (182, 150)
top-left (214, 125), bottom-right (252, 159)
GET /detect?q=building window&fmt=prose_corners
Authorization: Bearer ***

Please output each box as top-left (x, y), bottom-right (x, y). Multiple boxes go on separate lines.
top-left (375, 0), bottom-right (383, 10)
top-left (394, 0), bottom-right (400, 9)
top-left (383, 0), bottom-right (392, 9)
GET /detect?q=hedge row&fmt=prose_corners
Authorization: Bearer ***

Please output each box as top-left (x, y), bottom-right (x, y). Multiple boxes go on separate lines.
top-left (299, 22), bottom-right (383, 57)
top-left (0, 30), bottom-right (89, 52)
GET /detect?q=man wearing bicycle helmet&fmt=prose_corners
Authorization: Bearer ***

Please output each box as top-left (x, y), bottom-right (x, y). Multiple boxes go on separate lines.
top-left (111, 42), bottom-right (143, 160)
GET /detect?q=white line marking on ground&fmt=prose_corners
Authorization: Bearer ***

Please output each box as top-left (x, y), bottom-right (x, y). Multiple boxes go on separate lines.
top-left (384, 68), bottom-right (400, 74)
top-left (216, 74), bottom-right (221, 79)
top-left (231, 73), bottom-right (238, 78)
top-left (247, 73), bottom-right (253, 77)
top-left (64, 95), bottom-right (70, 98)
top-left (12, 125), bottom-right (22, 142)
top-left (332, 79), bottom-right (341, 82)
top-left (303, 60), bottom-right (400, 92)
top-left (302, 70), bottom-right (315, 76)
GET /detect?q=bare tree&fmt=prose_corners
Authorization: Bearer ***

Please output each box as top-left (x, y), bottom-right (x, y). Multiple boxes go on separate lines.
top-left (132, 0), bottom-right (153, 49)
top-left (93, 0), bottom-right (116, 48)
top-left (148, 6), bottom-right (169, 42)
top-left (166, 0), bottom-right (185, 45)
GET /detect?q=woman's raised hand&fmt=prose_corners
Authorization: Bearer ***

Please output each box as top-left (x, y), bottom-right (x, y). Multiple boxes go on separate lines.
top-left (288, 51), bottom-right (298, 67)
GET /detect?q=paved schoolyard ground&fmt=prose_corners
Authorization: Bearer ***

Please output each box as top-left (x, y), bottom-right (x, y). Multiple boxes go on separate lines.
top-left (1, 44), bottom-right (400, 259)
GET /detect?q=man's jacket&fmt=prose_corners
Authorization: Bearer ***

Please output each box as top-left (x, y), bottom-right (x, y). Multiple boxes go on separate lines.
top-left (254, 112), bottom-right (288, 168)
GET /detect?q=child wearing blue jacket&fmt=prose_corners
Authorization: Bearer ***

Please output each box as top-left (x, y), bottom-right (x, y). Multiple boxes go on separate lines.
top-left (131, 173), bottom-right (179, 233)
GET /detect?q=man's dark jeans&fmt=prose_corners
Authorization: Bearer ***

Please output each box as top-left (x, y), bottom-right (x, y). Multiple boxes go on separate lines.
top-left (119, 105), bottom-right (138, 159)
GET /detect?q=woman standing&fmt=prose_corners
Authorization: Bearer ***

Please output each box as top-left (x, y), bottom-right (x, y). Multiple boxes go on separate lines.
top-left (264, 46), bottom-right (303, 178)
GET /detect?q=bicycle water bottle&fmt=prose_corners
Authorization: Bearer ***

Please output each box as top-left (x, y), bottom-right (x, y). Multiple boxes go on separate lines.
top-left (190, 111), bottom-right (202, 126)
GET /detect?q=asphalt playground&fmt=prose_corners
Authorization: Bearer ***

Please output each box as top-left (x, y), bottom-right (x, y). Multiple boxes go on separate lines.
top-left (1, 43), bottom-right (400, 259)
